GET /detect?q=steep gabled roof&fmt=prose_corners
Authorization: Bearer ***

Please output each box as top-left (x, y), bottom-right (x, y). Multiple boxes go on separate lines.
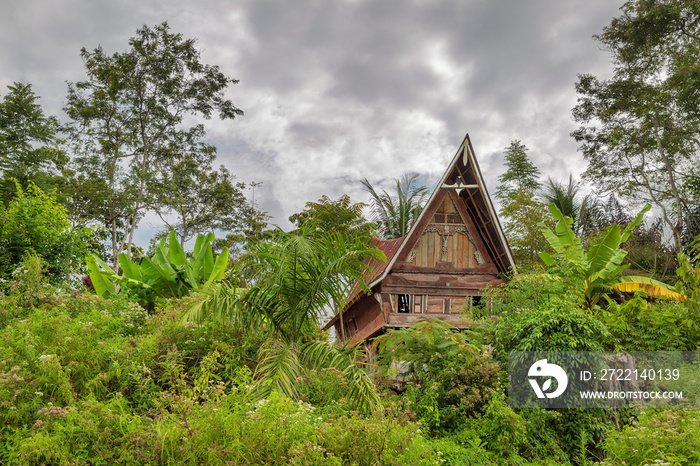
top-left (366, 133), bottom-right (516, 288)
top-left (324, 133), bottom-right (515, 331)
top-left (324, 237), bottom-right (402, 330)
top-left (343, 237), bottom-right (403, 308)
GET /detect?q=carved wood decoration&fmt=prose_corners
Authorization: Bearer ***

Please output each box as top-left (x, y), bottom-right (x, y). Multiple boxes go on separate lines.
top-left (324, 133), bottom-right (516, 345)
top-left (409, 195), bottom-right (483, 268)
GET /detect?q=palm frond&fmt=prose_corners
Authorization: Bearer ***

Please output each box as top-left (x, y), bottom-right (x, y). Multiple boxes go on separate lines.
top-left (254, 340), bottom-right (302, 400)
top-left (180, 280), bottom-right (247, 325)
top-left (301, 341), bottom-right (380, 414)
top-left (362, 173), bottom-right (428, 239)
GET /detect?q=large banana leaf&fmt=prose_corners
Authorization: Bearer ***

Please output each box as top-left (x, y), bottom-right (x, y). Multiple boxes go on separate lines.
top-left (585, 224), bottom-right (622, 278)
top-left (203, 247), bottom-right (229, 289)
top-left (119, 253), bottom-right (143, 282)
top-left (620, 204), bottom-right (651, 243)
top-left (612, 276), bottom-right (687, 302)
top-left (539, 204), bottom-right (584, 263)
top-left (192, 232), bottom-right (215, 280)
top-left (166, 231), bottom-right (199, 289)
top-left (86, 232), bottom-right (229, 309)
top-left (138, 256), bottom-right (180, 298)
top-left (86, 255), bottom-right (118, 299)
top-left (538, 203), bottom-right (667, 310)
top-left (167, 231), bottom-right (188, 267)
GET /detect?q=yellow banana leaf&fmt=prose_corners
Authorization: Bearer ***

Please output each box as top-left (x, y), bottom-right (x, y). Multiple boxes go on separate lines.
top-left (612, 279), bottom-right (687, 302)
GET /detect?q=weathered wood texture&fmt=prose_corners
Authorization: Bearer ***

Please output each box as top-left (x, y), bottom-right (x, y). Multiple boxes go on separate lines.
top-left (327, 134), bottom-right (515, 344)
top-left (386, 312), bottom-right (477, 327)
top-left (406, 193), bottom-right (491, 269)
top-left (333, 294), bottom-right (384, 345)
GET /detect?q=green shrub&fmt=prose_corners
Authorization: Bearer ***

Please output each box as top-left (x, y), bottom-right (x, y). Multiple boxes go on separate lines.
top-left (598, 295), bottom-right (691, 351)
top-left (0, 181), bottom-right (93, 282)
top-left (5, 387), bottom-right (438, 465)
top-left (602, 409), bottom-right (700, 465)
top-left (491, 291), bottom-right (609, 354)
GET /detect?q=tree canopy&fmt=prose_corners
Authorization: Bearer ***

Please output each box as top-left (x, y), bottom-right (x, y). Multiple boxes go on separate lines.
top-left (361, 173), bottom-right (429, 239)
top-left (494, 140), bottom-right (550, 270)
top-left (65, 22), bottom-right (243, 266)
top-left (572, 0), bottom-right (700, 252)
top-left (0, 83), bottom-right (68, 203)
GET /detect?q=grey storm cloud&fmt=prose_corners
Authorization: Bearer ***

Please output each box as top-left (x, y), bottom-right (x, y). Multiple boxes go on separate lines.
top-left (0, 0), bottom-right (626, 238)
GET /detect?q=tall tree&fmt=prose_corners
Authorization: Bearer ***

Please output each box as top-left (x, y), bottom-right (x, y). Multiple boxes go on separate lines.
top-left (289, 194), bottom-right (373, 241)
top-left (495, 140), bottom-right (541, 198)
top-left (495, 140), bottom-right (550, 269)
top-left (572, 0), bottom-right (700, 253)
top-left (0, 83), bottom-right (68, 203)
top-left (361, 173), bottom-right (429, 239)
top-left (65, 22), bottom-right (242, 267)
top-left (151, 159), bottom-right (247, 245)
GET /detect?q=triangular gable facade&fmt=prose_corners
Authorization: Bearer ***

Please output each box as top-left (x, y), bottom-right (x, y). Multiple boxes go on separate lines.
top-left (325, 134), bottom-right (515, 345)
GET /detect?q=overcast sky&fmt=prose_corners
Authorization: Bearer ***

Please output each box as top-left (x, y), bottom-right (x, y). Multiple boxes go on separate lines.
top-left (1, 0), bottom-right (626, 244)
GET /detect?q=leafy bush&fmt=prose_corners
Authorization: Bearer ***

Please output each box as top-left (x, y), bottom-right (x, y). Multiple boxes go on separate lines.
top-left (376, 320), bottom-right (503, 434)
top-left (0, 181), bottom-right (93, 282)
top-left (4, 376), bottom-right (438, 465)
top-left (376, 319), bottom-right (481, 385)
top-left (491, 285), bottom-right (610, 354)
top-left (602, 409), bottom-right (700, 465)
top-left (598, 295), bottom-right (691, 351)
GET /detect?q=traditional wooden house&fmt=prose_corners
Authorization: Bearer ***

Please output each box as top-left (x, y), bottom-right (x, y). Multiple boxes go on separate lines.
top-left (324, 134), bottom-right (516, 345)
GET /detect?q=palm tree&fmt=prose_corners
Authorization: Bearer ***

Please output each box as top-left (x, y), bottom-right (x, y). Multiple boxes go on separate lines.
top-left (542, 175), bottom-right (601, 237)
top-left (183, 225), bottom-right (385, 413)
top-left (361, 173), bottom-right (429, 239)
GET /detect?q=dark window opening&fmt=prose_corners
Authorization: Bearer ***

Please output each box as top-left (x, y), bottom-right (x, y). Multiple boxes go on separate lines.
top-left (470, 295), bottom-right (489, 318)
top-left (398, 294), bottom-right (411, 313)
top-left (344, 317), bottom-right (358, 340)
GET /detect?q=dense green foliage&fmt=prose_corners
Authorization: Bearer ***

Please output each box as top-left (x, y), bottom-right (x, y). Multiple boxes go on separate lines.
top-left (495, 140), bottom-right (552, 270)
top-left (539, 203), bottom-right (682, 310)
top-left (4, 11), bottom-right (700, 465)
top-left (289, 194), bottom-right (374, 241)
top-left (185, 227), bottom-right (386, 413)
top-left (64, 22), bottom-right (244, 266)
top-left (0, 261), bottom-right (450, 465)
top-left (87, 231), bottom-right (229, 311)
top-left (0, 182), bottom-right (93, 281)
top-left (572, 0), bottom-right (700, 253)
top-left (0, 82), bottom-right (68, 204)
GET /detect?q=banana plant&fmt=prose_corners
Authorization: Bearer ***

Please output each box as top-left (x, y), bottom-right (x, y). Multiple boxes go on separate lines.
top-left (538, 204), bottom-right (684, 310)
top-left (86, 231), bottom-right (229, 310)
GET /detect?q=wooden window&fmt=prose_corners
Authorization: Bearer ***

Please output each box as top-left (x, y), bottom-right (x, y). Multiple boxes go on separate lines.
top-left (426, 296), bottom-right (445, 314)
top-left (470, 295), bottom-right (491, 315)
top-left (449, 297), bottom-right (466, 314)
top-left (413, 295), bottom-right (423, 313)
